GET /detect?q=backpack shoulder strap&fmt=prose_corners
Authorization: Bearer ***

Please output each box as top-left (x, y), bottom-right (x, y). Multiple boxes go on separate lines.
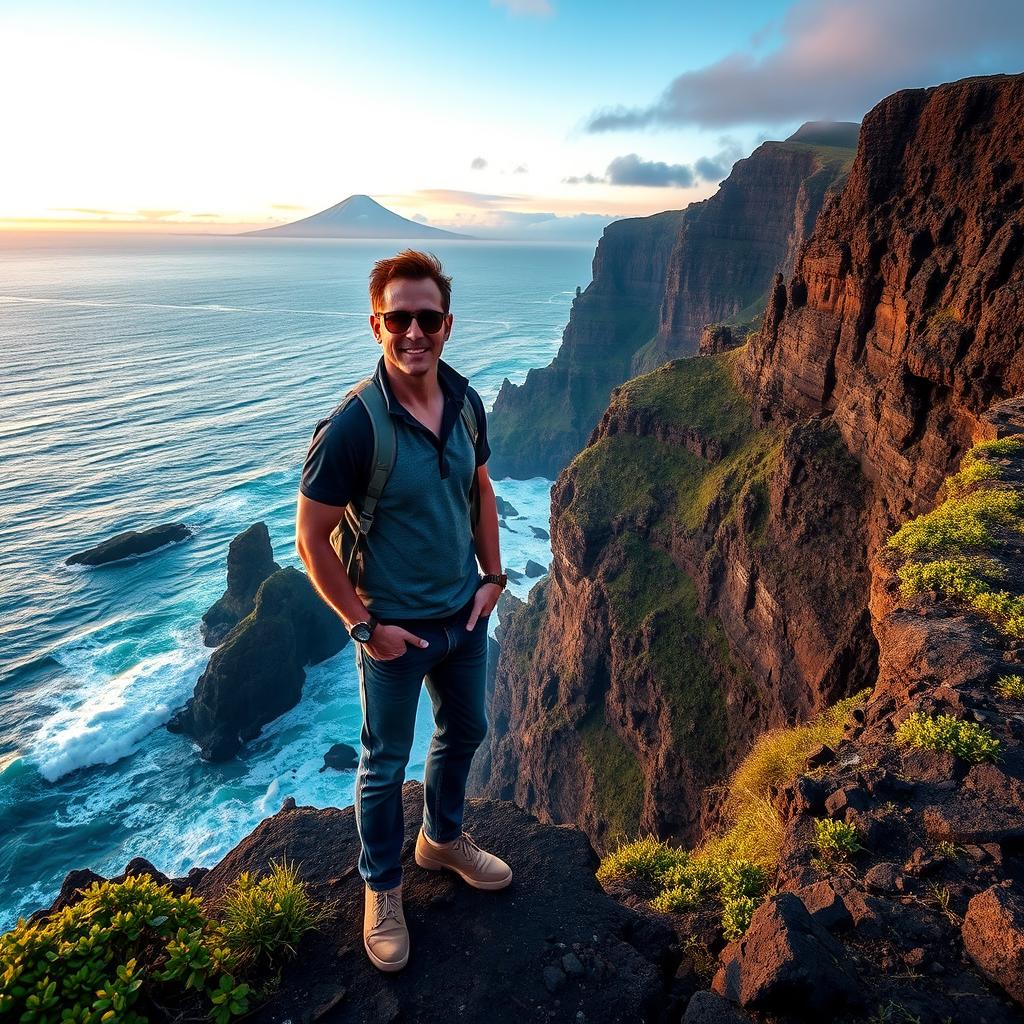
top-left (461, 391), bottom-right (482, 533)
top-left (347, 377), bottom-right (395, 539)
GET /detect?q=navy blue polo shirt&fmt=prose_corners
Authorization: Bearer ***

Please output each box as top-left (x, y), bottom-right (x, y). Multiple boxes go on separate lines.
top-left (300, 354), bottom-right (491, 619)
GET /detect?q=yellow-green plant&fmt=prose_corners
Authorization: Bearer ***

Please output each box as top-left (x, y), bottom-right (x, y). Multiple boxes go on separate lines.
top-left (0, 873), bottom-right (250, 1024)
top-left (220, 858), bottom-right (323, 970)
top-left (996, 673), bottom-right (1024, 699)
top-left (597, 689), bottom-right (870, 940)
top-left (813, 818), bottom-right (862, 861)
top-left (886, 437), bottom-right (1024, 640)
top-left (894, 711), bottom-right (1001, 764)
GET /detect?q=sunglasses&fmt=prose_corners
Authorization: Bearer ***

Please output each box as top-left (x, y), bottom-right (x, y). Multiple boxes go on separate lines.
top-left (375, 309), bottom-right (447, 335)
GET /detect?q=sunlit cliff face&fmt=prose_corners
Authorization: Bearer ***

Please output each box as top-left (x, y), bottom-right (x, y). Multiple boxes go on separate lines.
top-left (369, 277), bottom-right (453, 383)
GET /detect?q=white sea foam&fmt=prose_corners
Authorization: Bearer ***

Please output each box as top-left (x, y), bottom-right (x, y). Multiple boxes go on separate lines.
top-left (28, 640), bottom-right (207, 783)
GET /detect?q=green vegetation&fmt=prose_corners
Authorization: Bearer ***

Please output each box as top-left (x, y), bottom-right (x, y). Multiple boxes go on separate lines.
top-left (894, 711), bottom-right (1002, 764)
top-left (0, 865), bottom-right (320, 1024)
top-left (220, 859), bottom-right (323, 971)
top-left (596, 689), bottom-right (869, 940)
top-left (708, 689), bottom-right (872, 867)
top-left (812, 818), bottom-right (863, 862)
top-left (578, 706), bottom-right (646, 844)
top-left (604, 537), bottom-right (729, 765)
top-left (598, 838), bottom-right (768, 941)
top-left (996, 673), bottom-right (1024, 699)
top-left (562, 349), bottom-right (781, 540)
top-left (885, 436), bottom-right (1024, 640)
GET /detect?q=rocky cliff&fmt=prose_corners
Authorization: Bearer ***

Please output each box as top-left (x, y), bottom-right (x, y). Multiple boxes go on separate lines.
top-left (472, 71), bottom-right (1024, 873)
top-left (487, 122), bottom-right (857, 480)
top-left (637, 122), bottom-right (859, 376)
top-left (488, 209), bottom-right (683, 479)
top-left (743, 73), bottom-right (1024, 549)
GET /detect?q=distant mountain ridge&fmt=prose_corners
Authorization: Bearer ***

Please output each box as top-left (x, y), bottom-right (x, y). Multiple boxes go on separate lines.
top-left (241, 194), bottom-right (472, 240)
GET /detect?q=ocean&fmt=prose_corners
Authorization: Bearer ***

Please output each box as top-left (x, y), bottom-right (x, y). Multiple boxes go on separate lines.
top-left (0, 233), bottom-right (594, 929)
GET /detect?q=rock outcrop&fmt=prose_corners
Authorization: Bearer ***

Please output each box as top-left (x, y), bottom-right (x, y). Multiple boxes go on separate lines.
top-left (201, 522), bottom-right (280, 646)
top-left (38, 783), bottom-right (680, 1024)
top-left (488, 122), bottom-right (856, 480)
top-left (65, 523), bottom-right (191, 566)
top-left (168, 567), bottom-right (348, 760)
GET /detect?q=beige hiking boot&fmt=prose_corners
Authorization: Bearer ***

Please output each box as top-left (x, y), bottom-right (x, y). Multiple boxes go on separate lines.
top-left (363, 883), bottom-right (409, 972)
top-left (414, 828), bottom-right (513, 890)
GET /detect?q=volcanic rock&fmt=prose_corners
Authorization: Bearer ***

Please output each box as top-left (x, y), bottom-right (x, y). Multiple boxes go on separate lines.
top-left (201, 522), bottom-right (280, 646)
top-left (65, 523), bottom-right (191, 566)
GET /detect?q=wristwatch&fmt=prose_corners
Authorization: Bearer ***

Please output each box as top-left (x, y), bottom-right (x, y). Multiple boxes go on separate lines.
top-left (480, 572), bottom-right (508, 590)
top-left (348, 615), bottom-right (378, 643)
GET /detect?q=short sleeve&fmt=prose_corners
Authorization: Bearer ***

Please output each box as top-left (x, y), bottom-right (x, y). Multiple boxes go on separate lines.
top-left (467, 387), bottom-right (491, 467)
top-left (299, 403), bottom-right (372, 507)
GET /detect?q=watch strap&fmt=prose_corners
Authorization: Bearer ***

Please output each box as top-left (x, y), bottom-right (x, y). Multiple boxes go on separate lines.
top-left (480, 572), bottom-right (508, 590)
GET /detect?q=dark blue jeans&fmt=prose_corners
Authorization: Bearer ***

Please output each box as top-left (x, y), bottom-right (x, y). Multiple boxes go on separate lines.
top-left (353, 592), bottom-right (489, 892)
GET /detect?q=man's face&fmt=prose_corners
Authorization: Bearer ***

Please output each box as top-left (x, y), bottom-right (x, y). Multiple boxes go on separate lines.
top-left (369, 276), bottom-right (453, 382)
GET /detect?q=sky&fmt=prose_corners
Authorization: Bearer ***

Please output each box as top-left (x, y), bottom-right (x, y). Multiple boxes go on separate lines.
top-left (1, 0), bottom-right (1021, 242)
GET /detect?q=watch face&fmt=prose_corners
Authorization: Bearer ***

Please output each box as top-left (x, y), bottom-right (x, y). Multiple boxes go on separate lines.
top-left (351, 622), bottom-right (372, 643)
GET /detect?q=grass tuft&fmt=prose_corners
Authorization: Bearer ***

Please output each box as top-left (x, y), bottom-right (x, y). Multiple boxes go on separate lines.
top-left (596, 689), bottom-right (870, 941)
top-left (894, 711), bottom-right (1002, 764)
top-left (885, 436), bottom-right (1024, 641)
top-left (996, 673), bottom-right (1024, 699)
top-left (220, 857), bottom-right (324, 970)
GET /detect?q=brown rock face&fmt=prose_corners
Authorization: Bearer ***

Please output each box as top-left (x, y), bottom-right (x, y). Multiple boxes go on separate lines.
top-left (475, 73), bottom-right (1024, 863)
top-left (488, 123), bottom-right (856, 480)
top-left (962, 882), bottom-right (1024, 1005)
top-left (643, 130), bottom-right (856, 375)
top-left (743, 73), bottom-right (1024, 548)
top-left (472, 353), bottom-right (876, 850)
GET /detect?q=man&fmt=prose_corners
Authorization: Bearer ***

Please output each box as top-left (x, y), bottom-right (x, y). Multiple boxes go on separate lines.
top-left (295, 249), bottom-right (511, 973)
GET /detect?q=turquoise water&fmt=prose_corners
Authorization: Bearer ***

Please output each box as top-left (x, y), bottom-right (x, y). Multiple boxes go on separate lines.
top-left (0, 233), bottom-right (594, 928)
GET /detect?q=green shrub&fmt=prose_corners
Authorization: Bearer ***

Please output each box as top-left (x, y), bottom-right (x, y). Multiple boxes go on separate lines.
top-left (220, 858), bottom-right (323, 970)
top-left (996, 673), bottom-right (1024, 699)
top-left (596, 835), bottom-right (688, 890)
top-left (813, 818), bottom-right (863, 860)
top-left (886, 437), bottom-right (1024, 641)
top-left (886, 487), bottom-right (1024, 557)
top-left (0, 873), bottom-right (250, 1024)
top-left (894, 711), bottom-right (1002, 764)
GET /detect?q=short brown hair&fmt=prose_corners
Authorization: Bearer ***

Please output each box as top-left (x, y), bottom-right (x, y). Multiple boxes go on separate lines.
top-left (368, 249), bottom-right (453, 313)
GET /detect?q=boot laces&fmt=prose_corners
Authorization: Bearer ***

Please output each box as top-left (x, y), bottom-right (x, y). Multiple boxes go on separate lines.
top-left (373, 890), bottom-right (402, 929)
top-left (452, 831), bottom-right (483, 865)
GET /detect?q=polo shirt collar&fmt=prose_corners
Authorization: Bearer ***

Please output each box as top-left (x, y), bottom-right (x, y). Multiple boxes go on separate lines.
top-left (373, 353), bottom-right (468, 416)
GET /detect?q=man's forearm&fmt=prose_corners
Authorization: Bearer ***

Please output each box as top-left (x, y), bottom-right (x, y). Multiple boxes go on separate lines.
top-left (474, 479), bottom-right (502, 575)
top-left (297, 538), bottom-right (370, 628)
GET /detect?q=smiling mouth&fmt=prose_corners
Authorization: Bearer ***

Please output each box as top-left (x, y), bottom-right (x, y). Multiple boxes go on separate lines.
top-left (402, 347), bottom-right (429, 354)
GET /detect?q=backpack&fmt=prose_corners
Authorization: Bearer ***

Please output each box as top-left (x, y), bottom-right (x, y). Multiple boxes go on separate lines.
top-left (328, 376), bottom-right (481, 583)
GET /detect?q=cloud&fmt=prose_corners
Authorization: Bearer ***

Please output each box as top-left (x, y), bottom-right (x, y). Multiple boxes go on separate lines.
top-left (271, 203), bottom-right (306, 211)
top-left (412, 213), bottom-right (428, 222)
top-left (491, 0), bottom-right (554, 16)
top-left (412, 188), bottom-right (526, 207)
top-left (585, 0), bottom-right (1024, 129)
top-left (606, 154), bottom-right (695, 188)
top-left (513, 164), bottom-right (528, 174)
top-left (50, 207), bottom-right (120, 216)
top-left (137, 209), bottom-right (182, 220)
top-left (470, 156), bottom-right (488, 170)
top-left (564, 139), bottom-right (743, 188)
